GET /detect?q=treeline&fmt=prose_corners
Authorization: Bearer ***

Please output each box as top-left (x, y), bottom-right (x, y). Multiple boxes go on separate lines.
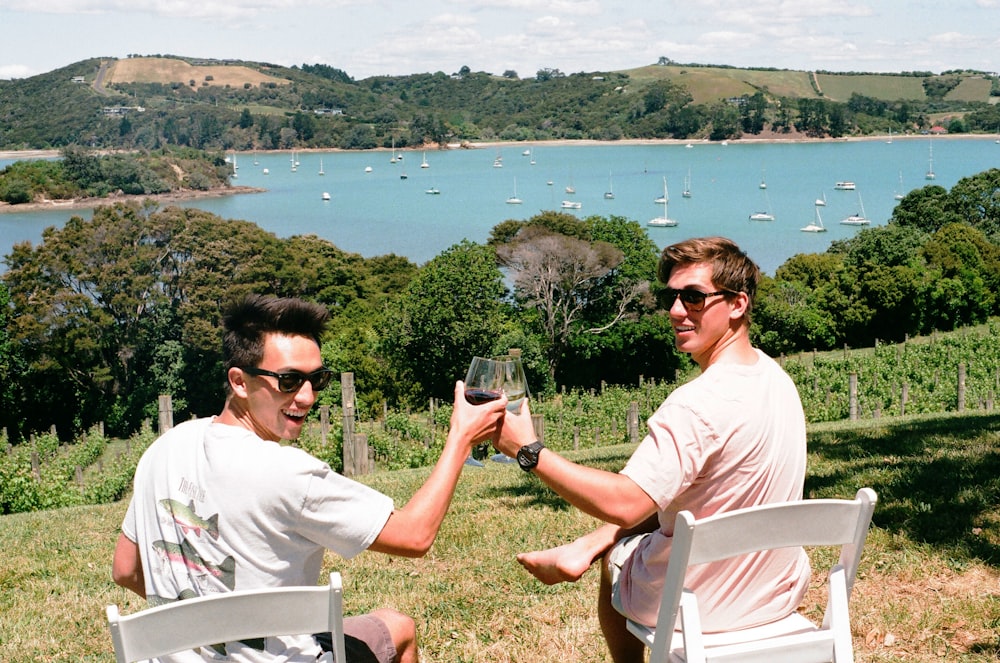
top-left (0, 146), bottom-right (231, 204)
top-left (1, 169), bottom-right (998, 444)
top-left (3, 58), bottom-right (1000, 153)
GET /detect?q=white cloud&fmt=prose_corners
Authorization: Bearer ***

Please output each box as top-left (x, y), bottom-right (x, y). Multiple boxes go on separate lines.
top-left (0, 64), bottom-right (35, 79)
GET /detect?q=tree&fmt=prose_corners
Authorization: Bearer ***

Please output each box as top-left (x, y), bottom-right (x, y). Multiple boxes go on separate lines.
top-left (239, 107), bottom-right (254, 129)
top-left (752, 278), bottom-right (838, 355)
top-left (921, 223), bottom-right (1000, 322)
top-left (497, 225), bottom-right (635, 382)
top-left (890, 184), bottom-right (959, 233)
top-left (381, 240), bottom-right (509, 403)
top-left (0, 282), bottom-right (21, 440)
top-left (1, 202), bottom-right (383, 440)
top-left (946, 168), bottom-right (1000, 239)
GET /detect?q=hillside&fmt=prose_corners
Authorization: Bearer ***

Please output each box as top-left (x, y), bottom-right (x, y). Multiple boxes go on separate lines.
top-left (103, 57), bottom-right (288, 88)
top-left (1, 56), bottom-right (998, 152)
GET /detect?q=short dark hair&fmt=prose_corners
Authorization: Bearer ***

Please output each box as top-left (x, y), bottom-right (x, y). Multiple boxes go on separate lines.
top-left (222, 295), bottom-right (330, 373)
top-left (657, 237), bottom-right (760, 323)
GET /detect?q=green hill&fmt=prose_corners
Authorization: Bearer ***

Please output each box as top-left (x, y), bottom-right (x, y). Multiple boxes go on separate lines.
top-left (1, 56), bottom-right (998, 152)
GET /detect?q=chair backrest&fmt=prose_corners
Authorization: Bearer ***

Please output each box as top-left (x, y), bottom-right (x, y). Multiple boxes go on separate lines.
top-left (649, 488), bottom-right (877, 661)
top-left (106, 571), bottom-right (345, 663)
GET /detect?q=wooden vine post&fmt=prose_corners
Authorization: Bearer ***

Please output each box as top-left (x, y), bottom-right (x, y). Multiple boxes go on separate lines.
top-left (157, 394), bottom-right (174, 435)
top-left (341, 372), bottom-right (369, 477)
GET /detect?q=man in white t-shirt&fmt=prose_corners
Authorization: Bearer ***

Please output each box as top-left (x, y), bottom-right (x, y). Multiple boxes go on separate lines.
top-left (493, 237), bottom-right (809, 663)
top-left (112, 294), bottom-right (507, 663)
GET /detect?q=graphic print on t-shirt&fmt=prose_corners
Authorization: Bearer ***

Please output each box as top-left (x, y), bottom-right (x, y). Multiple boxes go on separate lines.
top-left (160, 498), bottom-right (220, 539)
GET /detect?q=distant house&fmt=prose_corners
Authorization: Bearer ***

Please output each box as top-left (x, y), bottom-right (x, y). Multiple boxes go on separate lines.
top-left (929, 126), bottom-right (947, 134)
top-left (102, 106), bottom-right (146, 116)
top-left (71, 76), bottom-right (86, 84)
top-left (313, 108), bottom-right (344, 116)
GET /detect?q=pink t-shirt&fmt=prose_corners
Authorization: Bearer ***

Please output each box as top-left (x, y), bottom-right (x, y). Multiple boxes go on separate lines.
top-left (618, 349), bottom-right (810, 632)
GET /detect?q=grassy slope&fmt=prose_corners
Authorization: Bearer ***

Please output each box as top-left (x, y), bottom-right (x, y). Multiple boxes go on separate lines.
top-left (104, 57), bottom-right (288, 88)
top-left (3, 412), bottom-right (999, 661)
top-left (102, 57), bottom-right (994, 107)
top-left (816, 73), bottom-right (927, 102)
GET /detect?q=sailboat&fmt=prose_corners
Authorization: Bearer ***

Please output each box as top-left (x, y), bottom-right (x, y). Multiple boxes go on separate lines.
top-left (749, 186), bottom-right (774, 221)
top-left (318, 158), bottom-right (325, 176)
top-left (390, 137), bottom-right (397, 163)
top-left (506, 177), bottom-right (522, 204)
top-left (886, 128), bottom-right (893, 144)
top-left (815, 192), bottom-right (827, 207)
top-left (229, 153), bottom-right (238, 179)
top-left (420, 152), bottom-right (429, 169)
top-left (925, 141), bottom-right (936, 180)
top-left (682, 168), bottom-right (692, 198)
top-left (801, 206), bottom-right (827, 233)
top-left (648, 178), bottom-right (677, 227)
top-left (759, 166), bottom-right (767, 189)
top-left (841, 191), bottom-right (870, 225)
top-left (894, 171), bottom-right (905, 200)
top-left (604, 171), bottom-right (615, 199)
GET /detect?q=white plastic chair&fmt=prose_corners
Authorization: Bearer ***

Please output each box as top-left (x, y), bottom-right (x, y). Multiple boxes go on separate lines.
top-left (626, 488), bottom-right (877, 663)
top-left (106, 571), bottom-right (346, 663)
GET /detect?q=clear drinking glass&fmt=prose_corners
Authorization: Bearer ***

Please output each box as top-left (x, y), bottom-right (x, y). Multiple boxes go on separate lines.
top-left (464, 355), bottom-right (529, 413)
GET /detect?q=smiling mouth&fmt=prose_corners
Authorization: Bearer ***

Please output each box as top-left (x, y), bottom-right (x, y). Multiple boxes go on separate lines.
top-left (282, 409), bottom-right (307, 421)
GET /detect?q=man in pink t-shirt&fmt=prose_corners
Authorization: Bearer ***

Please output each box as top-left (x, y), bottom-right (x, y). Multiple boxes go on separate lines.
top-left (494, 236), bottom-right (809, 663)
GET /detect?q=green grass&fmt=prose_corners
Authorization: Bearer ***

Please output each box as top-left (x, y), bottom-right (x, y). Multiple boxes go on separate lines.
top-left (816, 74), bottom-right (928, 102)
top-left (946, 77), bottom-right (994, 102)
top-left (3, 412), bottom-right (1000, 661)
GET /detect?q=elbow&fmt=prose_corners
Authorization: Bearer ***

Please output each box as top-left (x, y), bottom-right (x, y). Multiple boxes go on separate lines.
top-left (405, 532), bottom-right (437, 558)
top-left (602, 503), bottom-right (655, 530)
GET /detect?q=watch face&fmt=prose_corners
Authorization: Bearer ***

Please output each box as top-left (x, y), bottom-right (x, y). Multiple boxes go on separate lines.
top-left (517, 444), bottom-right (539, 470)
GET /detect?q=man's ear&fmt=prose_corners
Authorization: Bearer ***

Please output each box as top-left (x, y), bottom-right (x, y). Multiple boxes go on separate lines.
top-left (228, 367), bottom-right (249, 398)
top-left (730, 291), bottom-right (750, 321)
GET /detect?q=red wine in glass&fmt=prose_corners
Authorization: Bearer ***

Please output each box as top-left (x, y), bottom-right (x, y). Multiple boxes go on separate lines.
top-left (464, 387), bottom-right (503, 405)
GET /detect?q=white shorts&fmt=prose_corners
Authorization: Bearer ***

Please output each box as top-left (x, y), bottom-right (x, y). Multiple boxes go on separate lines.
top-left (607, 532), bottom-right (651, 617)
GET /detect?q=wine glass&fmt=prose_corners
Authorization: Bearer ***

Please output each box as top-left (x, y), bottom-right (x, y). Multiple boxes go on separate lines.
top-left (464, 355), bottom-right (529, 413)
top-left (495, 354), bottom-right (528, 414)
top-left (464, 356), bottom-right (504, 405)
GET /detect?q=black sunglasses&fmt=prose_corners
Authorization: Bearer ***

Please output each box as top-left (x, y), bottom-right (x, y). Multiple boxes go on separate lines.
top-left (658, 288), bottom-right (737, 312)
top-left (241, 366), bottom-right (334, 393)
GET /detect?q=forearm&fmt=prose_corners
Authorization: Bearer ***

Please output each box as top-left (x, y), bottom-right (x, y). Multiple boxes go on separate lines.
top-left (531, 449), bottom-right (657, 528)
top-left (368, 429), bottom-right (473, 557)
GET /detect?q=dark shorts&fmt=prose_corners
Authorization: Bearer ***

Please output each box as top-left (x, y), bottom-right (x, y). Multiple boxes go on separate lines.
top-left (315, 613), bottom-right (397, 663)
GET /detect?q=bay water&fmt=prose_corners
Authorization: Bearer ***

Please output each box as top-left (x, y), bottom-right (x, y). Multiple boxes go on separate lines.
top-left (2, 137), bottom-right (997, 275)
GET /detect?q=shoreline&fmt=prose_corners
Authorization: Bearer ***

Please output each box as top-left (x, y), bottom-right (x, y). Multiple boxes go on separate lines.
top-left (0, 131), bottom-right (991, 163)
top-left (0, 186), bottom-right (264, 215)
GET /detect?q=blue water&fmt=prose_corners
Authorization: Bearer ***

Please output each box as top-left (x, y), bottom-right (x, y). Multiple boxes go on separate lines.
top-left (2, 138), bottom-right (998, 275)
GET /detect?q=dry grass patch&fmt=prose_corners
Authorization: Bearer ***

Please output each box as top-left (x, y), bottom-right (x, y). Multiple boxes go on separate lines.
top-left (106, 57), bottom-right (287, 88)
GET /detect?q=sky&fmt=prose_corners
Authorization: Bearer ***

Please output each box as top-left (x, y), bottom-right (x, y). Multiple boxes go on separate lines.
top-left (2, 0), bottom-right (999, 81)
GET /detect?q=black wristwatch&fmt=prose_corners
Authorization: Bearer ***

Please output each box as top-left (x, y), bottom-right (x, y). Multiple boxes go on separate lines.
top-left (516, 441), bottom-right (545, 472)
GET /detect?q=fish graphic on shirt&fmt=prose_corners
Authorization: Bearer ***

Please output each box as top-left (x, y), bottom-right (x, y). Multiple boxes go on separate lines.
top-left (159, 499), bottom-right (220, 539)
top-left (152, 539), bottom-right (237, 590)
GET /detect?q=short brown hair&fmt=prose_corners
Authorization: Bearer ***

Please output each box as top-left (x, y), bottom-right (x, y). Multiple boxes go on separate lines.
top-left (657, 237), bottom-right (760, 323)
